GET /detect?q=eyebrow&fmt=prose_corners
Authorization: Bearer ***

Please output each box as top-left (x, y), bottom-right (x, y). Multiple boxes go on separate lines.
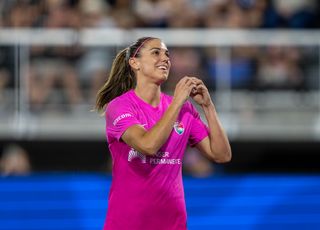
top-left (149, 47), bottom-right (170, 53)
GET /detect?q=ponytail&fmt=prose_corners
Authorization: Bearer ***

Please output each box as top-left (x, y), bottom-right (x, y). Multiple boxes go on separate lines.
top-left (95, 36), bottom-right (157, 113)
top-left (95, 48), bottom-right (135, 113)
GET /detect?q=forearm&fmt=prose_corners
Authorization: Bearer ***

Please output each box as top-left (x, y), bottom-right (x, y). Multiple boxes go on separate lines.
top-left (202, 103), bottom-right (232, 162)
top-left (139, 101), bottom-right (182, 155)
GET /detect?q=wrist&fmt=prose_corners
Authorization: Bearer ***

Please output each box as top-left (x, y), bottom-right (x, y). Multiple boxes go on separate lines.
top-left (171, 97), bottom-right (185, 109)
top-left (172, 101), bottom-right (183, 111)
top-left (202, 103), bottom-right (217, 117)
top-left (202, 101), bottom-right (215, 110)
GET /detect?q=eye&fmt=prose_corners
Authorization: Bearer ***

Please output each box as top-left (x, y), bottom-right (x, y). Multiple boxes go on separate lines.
top-left (152, 50), bottom-right (160, 55)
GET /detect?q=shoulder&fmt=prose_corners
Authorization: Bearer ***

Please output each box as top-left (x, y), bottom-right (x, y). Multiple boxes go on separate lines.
top-left (161, 92), bottom-right (173, 103)
top-left (181, 100), bottom-right (200, 117)
top-left (107, 90), bottom-right (133, 108)
top-left (181, 100), bottom-right (195, 110)
top-left (106, 90), bottom-right (135, 114)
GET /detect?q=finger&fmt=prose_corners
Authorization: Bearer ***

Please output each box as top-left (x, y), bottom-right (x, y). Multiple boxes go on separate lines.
top-left (182, 76), bottom-right (193, 82)
top-left (179, 77), bottom-right (198, 92)
top-left (188, 76), bottom-right (200, 82)
top-left (196, 84), bottom-right (207, 91)
top-left (186, 78), bottom-right (197, 86)
top-left (195, 79), bottom-right (204, 86)
top-left (186, 81), bottom-right (197, 90)
top-left (184, 78), bottom-right (191, 85)
top-left (191, 87), bottom-right (197, 94)
top-left (189, 76), bottom-right (199, 81)
top-left (177, 77), bottom-right (188, 86)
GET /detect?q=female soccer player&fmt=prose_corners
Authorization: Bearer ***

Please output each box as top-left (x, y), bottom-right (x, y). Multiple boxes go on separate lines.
top-left (96, 37), bottom-right (231, 230)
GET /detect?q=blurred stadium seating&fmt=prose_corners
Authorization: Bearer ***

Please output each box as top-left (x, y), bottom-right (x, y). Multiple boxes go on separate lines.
top-left (0, 28), bottom-right (320, 140)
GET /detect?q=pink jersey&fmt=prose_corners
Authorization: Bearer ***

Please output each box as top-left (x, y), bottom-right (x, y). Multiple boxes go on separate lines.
top-left (103, 89), bottom-right (209, 230)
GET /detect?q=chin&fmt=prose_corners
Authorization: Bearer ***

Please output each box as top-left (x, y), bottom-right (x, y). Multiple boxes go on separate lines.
top-left (161, 74), bottom-right (169, 82)
top-left (156, 75), bottom-right (168, 85)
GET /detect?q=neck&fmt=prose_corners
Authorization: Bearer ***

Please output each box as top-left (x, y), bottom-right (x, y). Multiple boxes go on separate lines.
top-left (135, 83), bottom-right (161, 107)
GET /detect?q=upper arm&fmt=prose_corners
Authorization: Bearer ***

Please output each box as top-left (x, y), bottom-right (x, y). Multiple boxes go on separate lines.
top-left (194, 124), bottom-right (232, 163)
top-left (195, 136), bottom-right (215, 161)
top-left (187, 102), bottom-right (210, 147)
top-left (106, 99), bottom-right (141, 143)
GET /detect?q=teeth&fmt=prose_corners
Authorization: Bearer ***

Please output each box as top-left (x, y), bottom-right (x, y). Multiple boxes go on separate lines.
top-left (158, 66), bottom-right (167, 70)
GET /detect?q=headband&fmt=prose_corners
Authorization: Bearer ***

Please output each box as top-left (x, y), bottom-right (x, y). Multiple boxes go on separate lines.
top-left (131, 38), bottom-right (152, 58)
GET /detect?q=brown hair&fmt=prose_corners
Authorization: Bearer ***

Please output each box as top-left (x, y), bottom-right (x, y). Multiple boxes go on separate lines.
top-left (95, 36), bottom-right (157, 113)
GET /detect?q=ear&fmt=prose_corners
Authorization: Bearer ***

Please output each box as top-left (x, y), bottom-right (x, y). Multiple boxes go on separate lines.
top-left (128, 57), bottom-right (140, 71)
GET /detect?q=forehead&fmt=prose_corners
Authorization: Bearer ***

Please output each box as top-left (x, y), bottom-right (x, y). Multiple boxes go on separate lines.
top-left (144, 39), bottom-right (168, 50)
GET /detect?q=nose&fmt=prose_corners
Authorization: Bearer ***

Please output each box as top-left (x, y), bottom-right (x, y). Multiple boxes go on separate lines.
top-left (161, 53), bottom-right (170, 63)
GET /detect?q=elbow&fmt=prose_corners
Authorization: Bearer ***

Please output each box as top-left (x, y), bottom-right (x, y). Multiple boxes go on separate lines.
top-left (139, 144), bottom-right (158, 156)
top-left (220, 153), bottom-right (232, 163)
top-left (214, 150), bottom-right (232, 163)
top-left (141, 149), bottom-right (157, 156)
top-left (130, 137), bottom-right (159, 156)
top-left (136, 135), bottom-right (161, 156)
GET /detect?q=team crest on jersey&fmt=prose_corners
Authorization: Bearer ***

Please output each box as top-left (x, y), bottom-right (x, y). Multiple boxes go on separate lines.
top-left (174, 121), bottom-right (184, 135)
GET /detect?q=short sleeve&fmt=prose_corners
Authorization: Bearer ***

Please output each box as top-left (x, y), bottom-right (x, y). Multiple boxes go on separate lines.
top-left (106, 99), bottom-right (141, 143)
top-left (187, 102), bottom-right (209, 147)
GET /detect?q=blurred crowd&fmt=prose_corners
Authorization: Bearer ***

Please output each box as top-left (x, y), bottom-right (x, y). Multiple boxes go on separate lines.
top-left (0, 0), bottom-right (319, 29)
top-left (0, 0), bottom-right (318, 112)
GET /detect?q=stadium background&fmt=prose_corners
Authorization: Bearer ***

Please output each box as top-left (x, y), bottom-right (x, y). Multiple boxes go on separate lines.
top-left (1, 0), bottom-right (320, 229)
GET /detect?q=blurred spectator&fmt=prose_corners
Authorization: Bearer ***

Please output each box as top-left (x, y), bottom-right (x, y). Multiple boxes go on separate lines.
top-left (106, 0), bottom-right (137, 29)
top-left (0, 144), bottom-right (32, 176)
top-left (79, 0), bottom-right (115, 27)
top-left (133, 0), bottom-right (171, 27)
top-left (301, 46), bottom-right (320, 90)
top-left (5, 1), bottom-right (34, 27)
top-left (202, 0), bottom-right (267, 28)
top-left (26, 0), bottom-right (84, 113)
top-left (0, 46), bottom-right (13, 100)
top-left (0, 68), bottom-right (9, 103)
top-left (109, 0), bottom-right (132, 10)
top-left (0, 1), bottom-right (11, 27)
top-left (203, 0), bottom-right (246, 28)
top-left (110, 8), bottom-right (138, 29)
top-left (235, 0), bottom-right (268, 28)
top-left (0, 68), bottom-right (9, 106)
top-left (206, 47), bottom-right (257, 89)
top-left (77, 0), bottom-right (114, 103)
top-left (167, 0), bottom-right (201, 28)
top-left (255, 46), bottom-right (304, 90)
top-left (263, 0), bottom-right (318, 28)
top-left (0, 0), bottom-right (43, 28)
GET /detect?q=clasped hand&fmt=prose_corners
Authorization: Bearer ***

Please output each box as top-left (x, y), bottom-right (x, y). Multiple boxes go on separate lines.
top-left (173, 76), bottom-right (212, 107)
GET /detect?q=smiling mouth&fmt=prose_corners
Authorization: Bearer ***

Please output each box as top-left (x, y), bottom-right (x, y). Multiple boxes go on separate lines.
top-left (157, 65), bottom-right (168, 70)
